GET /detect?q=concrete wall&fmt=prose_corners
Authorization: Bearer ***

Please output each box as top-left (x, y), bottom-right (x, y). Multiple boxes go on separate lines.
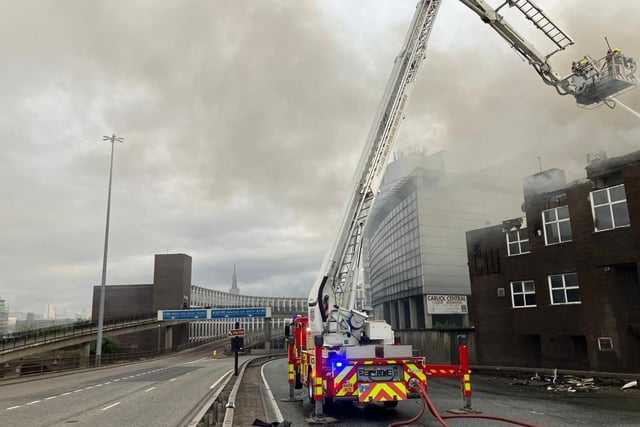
top-left (396, 329), bottom-right (476, 365)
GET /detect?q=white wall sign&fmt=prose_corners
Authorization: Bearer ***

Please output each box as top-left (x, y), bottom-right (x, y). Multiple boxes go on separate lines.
top-left (426, 295), bottom-right (468, 314)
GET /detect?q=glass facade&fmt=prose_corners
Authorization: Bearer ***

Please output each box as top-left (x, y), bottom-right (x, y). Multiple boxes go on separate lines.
top-left (368, 185), bottom-right (422, 305)
top-left (363, 151), bottom-right (521, 330)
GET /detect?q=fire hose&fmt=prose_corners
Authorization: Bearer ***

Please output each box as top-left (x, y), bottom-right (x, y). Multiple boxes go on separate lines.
top-left (388, 378), bottom-right (546, 427)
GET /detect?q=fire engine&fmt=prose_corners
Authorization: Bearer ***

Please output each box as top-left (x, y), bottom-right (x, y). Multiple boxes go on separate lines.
top-left (286, 0), bottom-right (637, 421)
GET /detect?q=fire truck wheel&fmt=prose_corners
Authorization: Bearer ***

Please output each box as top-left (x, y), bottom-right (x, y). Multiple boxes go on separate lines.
top-left (307, 384), bottom-right (314, 403)
top-left (383, 401), bottom-right (398, 408)
top-left (295, 371), bottom-right (303, 389)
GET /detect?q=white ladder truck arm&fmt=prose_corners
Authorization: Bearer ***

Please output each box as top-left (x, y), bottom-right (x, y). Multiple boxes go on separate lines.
top-left (458, 0), bottom-right (637, 107)
top-left (308, 0), bottom-right (638, 346)
top-left (294, 0), bottom-right (637, 420)
top-left (307, 0), bottom-right (444, 346)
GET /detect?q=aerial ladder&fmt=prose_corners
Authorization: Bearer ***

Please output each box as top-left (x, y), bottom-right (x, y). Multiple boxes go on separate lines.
top-left (286, 0), bottom-right (637, 421)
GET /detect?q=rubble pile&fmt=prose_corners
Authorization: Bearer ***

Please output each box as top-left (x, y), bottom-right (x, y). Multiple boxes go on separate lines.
top-left (508, 371), bottom-right (638, 393)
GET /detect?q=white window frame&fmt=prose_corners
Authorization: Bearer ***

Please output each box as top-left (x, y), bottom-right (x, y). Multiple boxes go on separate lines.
top-left (510, 280), bottom-right (536, 308)
top-left (590, 184), bottom-right (630, 231)
top-left (597, 337), bottom-right (614, 351)
top-left (542, 206), bottom-right (572, 245)
top-left (548, 272), bottom-right (581, 305)
top-left (506, 228), bottom-right (530, 256)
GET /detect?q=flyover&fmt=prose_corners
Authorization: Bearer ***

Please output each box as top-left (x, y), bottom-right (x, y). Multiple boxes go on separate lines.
top-left (1, 309), bottom-right (289, 365)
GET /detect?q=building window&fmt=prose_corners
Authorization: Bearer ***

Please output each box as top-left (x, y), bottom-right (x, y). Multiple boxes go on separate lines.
top-left (598, 337), bottom-right (614, 351)
top-left (510, 280), bottom-right (536, 308)
top-left (591, 184), bottom-right (630, 231)
top-left (543, 206), bottom-right (572, 244)
top-left (506, 228), bottom-right (530, 256)
top-left (548, 272), bottom-right (581, 305)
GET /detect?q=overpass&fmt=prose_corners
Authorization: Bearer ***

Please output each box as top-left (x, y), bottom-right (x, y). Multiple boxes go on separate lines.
top-left (1, 286), bottom-right (306, 365)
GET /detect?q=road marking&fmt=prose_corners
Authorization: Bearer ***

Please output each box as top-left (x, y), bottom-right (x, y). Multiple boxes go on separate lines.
top-left (73, 389), bottom-right (82, 393)
top-left (61, 392), bottom-right (71, 396)
top-left (45, 396), bottom-right (57, 400)
top-left (211, 370), bottom-right (233, 389)
top-left (101, 402), bottom-right (121, 411)
top-left (27, 400), bottom-right (41, 405)
top-left (95, 384), bottom-right (103, 387)
top-left (170, 378), bottom-right (177, 382)
top-left (104, 382), bottom-right (111, 385)
top-left (85, 386), bottom-right (93, 390)
top-left (144, 387), bottom-right (156, 392)
top-left (7, 406), bottom-right (21, 410)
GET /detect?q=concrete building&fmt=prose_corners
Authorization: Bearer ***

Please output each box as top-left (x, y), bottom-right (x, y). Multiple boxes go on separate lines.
top-left (91, 253), bottom-right (192, 352)
top-left (91, 254), bottom-right (308, 352)
top-left (466, 150), bottom-right (640, 372)
top-left (363, 150), bottom-right (520, 331)
top-left (0, 299), bottom-right (8, 336)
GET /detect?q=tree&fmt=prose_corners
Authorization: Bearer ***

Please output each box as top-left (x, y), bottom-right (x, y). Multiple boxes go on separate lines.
top-left (90, 336), bottom-right (120, 355)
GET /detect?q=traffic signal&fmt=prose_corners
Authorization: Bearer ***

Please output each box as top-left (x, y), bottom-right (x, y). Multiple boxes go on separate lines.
top-left (231, 336), bottom-right (244, 351)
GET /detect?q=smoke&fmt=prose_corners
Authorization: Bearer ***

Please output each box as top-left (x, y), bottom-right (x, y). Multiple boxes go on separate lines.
top-left (1, 0), bottom-right (639, 313)
top-left (396, 0), bottom-right (640, 185)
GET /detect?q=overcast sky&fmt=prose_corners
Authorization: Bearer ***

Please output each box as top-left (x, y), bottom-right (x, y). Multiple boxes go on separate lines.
top-left (1, 0), bottom-right (639, 317)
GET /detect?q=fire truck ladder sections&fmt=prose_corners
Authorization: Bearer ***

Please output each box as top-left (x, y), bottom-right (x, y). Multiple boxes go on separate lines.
top-left (331, 0), bottom-right (443, 304)
top-left (334, 193), bottom-right (373, 300)
top-left (499, 0), bottom-right (573, 55)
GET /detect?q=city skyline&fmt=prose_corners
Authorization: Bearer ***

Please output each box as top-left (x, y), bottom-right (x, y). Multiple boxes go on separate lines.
top-left (1, 0), bottom-right (639, 316)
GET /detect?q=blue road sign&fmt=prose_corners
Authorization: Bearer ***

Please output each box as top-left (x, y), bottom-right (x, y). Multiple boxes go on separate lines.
top-left (158, 309), bottom-right (208, 321)
top-left (210, 307), bottom-right (270, 319)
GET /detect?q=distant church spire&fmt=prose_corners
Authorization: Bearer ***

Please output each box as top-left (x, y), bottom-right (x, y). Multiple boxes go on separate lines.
top-left (230, 264), bottom-right (240, 295)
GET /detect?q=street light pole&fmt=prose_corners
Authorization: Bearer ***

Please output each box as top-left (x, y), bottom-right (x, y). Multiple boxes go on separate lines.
top-left (96, 133), bottom-right (123, 366)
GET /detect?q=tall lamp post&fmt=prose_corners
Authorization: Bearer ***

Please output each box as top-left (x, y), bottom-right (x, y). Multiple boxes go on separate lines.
top-left (96, 133), bottom-right (123, 366)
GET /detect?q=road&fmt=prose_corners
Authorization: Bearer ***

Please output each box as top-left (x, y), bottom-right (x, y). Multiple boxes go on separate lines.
top-left (0, 346), bottom-right (242, 427)
top-left (263, 358), bottom-right (640, 427)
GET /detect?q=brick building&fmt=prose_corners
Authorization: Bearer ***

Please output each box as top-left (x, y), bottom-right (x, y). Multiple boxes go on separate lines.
top-left (91, 253), bottom-right (192, 352)
top-left (466, 150), bottom-right (640, 373)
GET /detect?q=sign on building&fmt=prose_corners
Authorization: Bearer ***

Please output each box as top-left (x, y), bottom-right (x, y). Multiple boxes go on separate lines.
top-left (426, 295), bottom-right (468, 314)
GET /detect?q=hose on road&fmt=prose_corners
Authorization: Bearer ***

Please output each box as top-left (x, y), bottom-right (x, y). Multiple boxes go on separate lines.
top-left (388, 379), bottom-right (546, 427)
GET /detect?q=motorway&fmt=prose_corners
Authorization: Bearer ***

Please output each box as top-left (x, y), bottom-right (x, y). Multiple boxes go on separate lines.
top-left (262, 358), bottom-right (640, 427)
top-left (0, 346), bottom-right (240, 427)
top-left (2, 350), bottom-right (640, 427)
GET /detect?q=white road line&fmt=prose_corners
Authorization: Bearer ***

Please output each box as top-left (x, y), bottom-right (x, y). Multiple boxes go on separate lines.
top-left (45, 396), bottom-right (57, 400)
top-left (61, 392), bottom-right (71, 396)
top-left (95, 384), bottom-right (103, 387)
top-left (105, 382), bottom-right (111, 385)
top-left (27, 400), bottom-right (41, 405)
top-left (85, 386), bottom-right (93, 390)
top-left (170, 378), bottom-right (177, 382)
top-left (101, 402), bottom-right (121, 411)
top-left (210, 370), bottom-right (233, 389)
top-left (262, 360), bottom-right (284, 423)
top-left (144, 387), bottom-right (156, 392)
top-left (7, 406), bottom-right (21, 410)
top-left (73, 389), bottom-right (82, 393)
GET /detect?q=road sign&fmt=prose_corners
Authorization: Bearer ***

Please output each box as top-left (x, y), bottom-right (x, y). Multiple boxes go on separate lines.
top-left (210, 307), bottom-right (271, 319)
top-left (157, 307), bottom-right (271, 321)
top-left (158, 309), bottom-right (208, 321)
top-left (227, 328), bottom-right (245, 337)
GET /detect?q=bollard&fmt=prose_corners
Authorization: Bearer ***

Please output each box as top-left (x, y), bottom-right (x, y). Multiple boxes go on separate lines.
top-left (457, 335), bottom-right (473, 411)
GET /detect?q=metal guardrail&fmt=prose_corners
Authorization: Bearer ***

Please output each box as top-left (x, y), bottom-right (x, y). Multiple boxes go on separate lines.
top-left (0, 312), bottom-right (159, 352)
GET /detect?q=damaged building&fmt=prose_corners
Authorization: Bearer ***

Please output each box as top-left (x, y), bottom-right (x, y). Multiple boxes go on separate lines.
top-left (466, 150), bottom-right (640, 373)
